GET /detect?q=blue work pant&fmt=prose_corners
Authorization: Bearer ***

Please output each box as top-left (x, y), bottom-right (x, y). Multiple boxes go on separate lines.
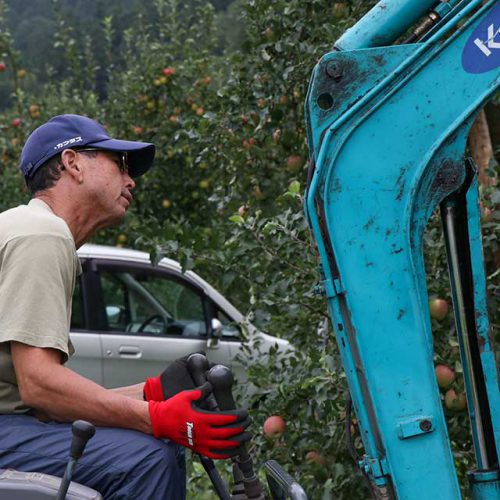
top-left (0, 414), bottom-right (186, 499)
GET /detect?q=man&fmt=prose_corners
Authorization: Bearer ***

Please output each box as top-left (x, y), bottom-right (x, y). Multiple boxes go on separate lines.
top-left (0, 114), bottom-right (250, 498)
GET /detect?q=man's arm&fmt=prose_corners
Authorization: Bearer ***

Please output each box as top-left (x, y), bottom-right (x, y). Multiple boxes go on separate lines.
top-left (111, 383), bottom-right (145, 400)
top-left (11, 342), bottom-right (151, 433)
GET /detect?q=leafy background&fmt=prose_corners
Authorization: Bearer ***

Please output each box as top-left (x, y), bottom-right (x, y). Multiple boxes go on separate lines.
top-left (0, 1), bottom-right (498, 498)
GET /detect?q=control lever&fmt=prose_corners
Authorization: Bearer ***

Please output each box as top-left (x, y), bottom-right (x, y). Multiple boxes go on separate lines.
top-left (264, 461), bottom-right (308, 500)
top-left (208, 365), bottom-right (266, 500)
top-left (187, 353), bottom-right (218, 411)
top-left (55, 420), bottom-right (96, 500)
top-left (187, 353), bottom-right (231, 500)
top-left (188, 354), bottom-right (246, 498)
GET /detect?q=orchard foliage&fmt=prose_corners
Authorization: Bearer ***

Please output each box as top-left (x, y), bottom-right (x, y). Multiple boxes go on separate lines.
top-left (0, 0), bottom-right (498, 498)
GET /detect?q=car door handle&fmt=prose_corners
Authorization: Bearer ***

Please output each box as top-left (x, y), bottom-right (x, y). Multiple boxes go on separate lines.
top-left (118, 345), bottom-right (142, 358)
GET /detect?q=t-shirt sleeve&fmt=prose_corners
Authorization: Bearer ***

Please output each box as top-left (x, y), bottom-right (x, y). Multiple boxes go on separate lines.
top-left (0, 234), bottom-right (77, 362)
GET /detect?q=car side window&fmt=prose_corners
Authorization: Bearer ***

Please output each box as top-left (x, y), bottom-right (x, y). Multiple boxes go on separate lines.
top-left (99, 267), bottom-right (207, 337)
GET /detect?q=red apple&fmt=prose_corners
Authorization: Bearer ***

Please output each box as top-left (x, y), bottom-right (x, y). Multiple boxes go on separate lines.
top-left (0, 62), bottom-right (6, 72)
top-left (263, 415), bottom-right (285, 438)
top-left (444, 389), bottom-right (467, 411)
top-left (253, 185), bottom-right (263, 200)
top-left (242, 138), bottom-right (256, 150)
top-left (455, 392), bottom-right (467, 411)
top-left (333, 3), bottom-right (348, 16)
top-left (481, 206), bottom-right (492, 222)
top-left (435, 364), bottom-right (455, 388)
top-left (305, 451), bottom-right (326, 465)
top-left (28, 104), bottom-right (40, 119)
top-left (162, 67), bottom-right (176, 76)
top-left (11, 118), bottom-right (21, 127)
top-left (429, 298), bottom-right (449, 321)
top-left (287, 155), bottom-right (304, 173)
top-left (262, 27), bottom-right (274, 40)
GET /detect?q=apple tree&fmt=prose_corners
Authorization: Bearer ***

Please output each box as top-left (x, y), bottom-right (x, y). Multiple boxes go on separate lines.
top-left (0, 0), bottom-right (497, 498)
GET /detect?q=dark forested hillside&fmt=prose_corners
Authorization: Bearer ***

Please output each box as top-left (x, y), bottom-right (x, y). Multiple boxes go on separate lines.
top-left (1, 0), bottom-right (242, 108)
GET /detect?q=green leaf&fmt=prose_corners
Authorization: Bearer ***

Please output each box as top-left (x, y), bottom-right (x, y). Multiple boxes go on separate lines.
top-left (229, 214), bottom-right (245, 225)
top-left (288, 180), bottom-right (301, 194)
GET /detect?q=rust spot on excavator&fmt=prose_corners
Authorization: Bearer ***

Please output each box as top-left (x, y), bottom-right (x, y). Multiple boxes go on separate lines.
top-left (332, 177), bottom-right (342, 193)
top-left (363, 217), bottom-right (375, 231)
top-left (429, 159), bottom-right (463, 199)
top-left (373, 54), bottom-right (386, 67)
top-left (395, 166), bottom-right (409, 201)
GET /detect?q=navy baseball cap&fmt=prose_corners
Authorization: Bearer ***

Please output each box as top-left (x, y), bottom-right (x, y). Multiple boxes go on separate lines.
top-left (19, 114), bottom-right (155, 179)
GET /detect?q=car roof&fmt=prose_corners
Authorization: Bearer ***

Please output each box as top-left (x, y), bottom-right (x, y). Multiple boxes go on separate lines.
top-left (77, 244), bottom-right (244, 322)
top-left (78, 243), bottom-right (181, 269)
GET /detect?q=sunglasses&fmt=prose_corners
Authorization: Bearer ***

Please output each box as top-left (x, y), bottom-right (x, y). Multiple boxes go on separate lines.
top-left (76, 148), bottom-right (129, 173)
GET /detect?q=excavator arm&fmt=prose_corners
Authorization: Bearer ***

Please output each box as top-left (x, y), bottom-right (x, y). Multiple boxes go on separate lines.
top-left (304, 1), bottom-right (500, 498)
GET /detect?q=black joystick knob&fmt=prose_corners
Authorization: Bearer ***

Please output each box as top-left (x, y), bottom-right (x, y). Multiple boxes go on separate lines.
top-left (207, 364), bottom-right (236, 411)
top-left (187, 353), bottom-right (218, 410)
top-left (55, 420), bottom-right (97, 500)
top-left (187, 353), bottom-right (210, 385)
top-left (70, 420), bottom-right (96, 460)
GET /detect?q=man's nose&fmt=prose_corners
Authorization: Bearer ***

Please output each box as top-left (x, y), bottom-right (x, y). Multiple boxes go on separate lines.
top-left (124, 173), bottom-right (136, 190)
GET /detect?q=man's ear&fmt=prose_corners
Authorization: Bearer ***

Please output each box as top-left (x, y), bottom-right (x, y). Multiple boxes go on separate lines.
top-left (60, 149), bottom-right (83, 183)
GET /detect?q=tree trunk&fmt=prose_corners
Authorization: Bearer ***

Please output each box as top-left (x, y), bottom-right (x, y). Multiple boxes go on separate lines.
top-left (468, 109), bottom-right (497, 187)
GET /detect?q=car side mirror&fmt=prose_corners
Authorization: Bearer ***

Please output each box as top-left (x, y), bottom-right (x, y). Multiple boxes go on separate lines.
top-left (208, 318), bottom-right (223, 348)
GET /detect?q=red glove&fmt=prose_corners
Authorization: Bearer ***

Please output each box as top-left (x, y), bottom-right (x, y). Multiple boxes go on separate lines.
top-left (148, 382), bottom-right (251, 459)
top-left (144, 375), bottom-right (164, 402)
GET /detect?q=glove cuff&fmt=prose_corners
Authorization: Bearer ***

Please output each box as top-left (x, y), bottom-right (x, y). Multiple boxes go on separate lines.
top-left (144, 376), bottom-right (164, 402)
top-left (148, 400), bottom-right (163, 439)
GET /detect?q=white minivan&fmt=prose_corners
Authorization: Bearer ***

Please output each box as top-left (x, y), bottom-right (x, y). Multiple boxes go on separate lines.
top-left (67, 244), bottom-right (289, 387)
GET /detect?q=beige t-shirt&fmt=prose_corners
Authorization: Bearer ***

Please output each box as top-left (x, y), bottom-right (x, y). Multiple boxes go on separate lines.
top-left (0, 198), bottom-right (81, 414)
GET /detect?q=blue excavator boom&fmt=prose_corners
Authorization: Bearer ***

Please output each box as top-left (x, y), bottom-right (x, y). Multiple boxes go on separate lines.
top-left (304, 1), bottom-right (500, 498)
